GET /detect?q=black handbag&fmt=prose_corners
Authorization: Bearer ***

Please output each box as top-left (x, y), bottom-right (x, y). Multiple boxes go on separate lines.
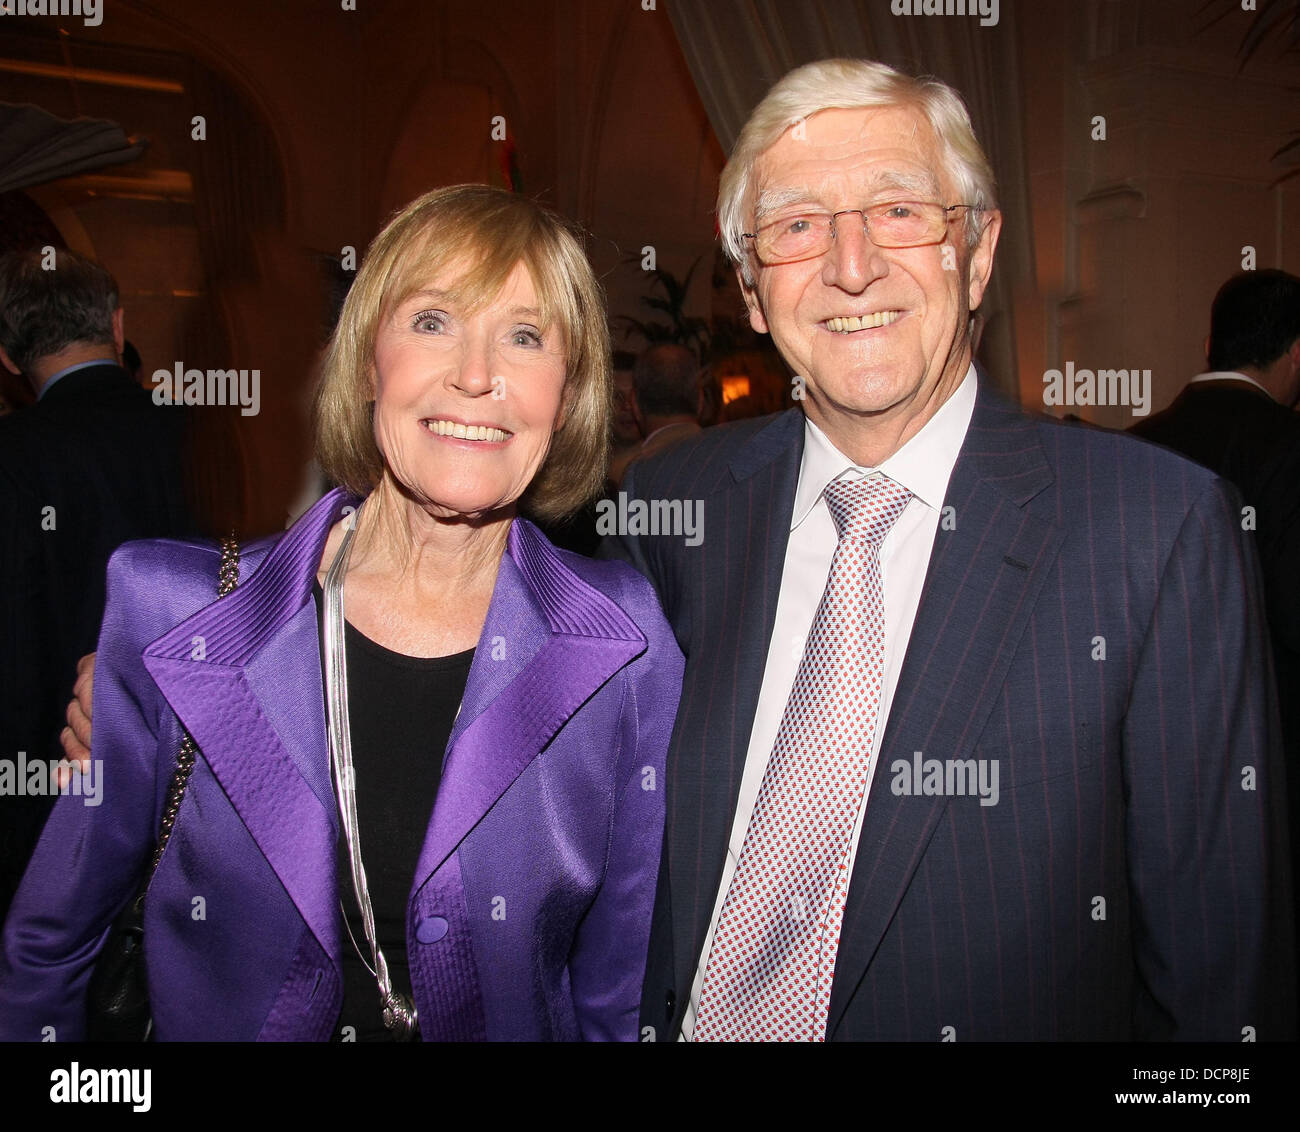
top-left (85, 535), bottom-right (240, 1041)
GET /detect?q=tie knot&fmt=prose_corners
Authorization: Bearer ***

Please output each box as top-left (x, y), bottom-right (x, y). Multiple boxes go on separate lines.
top-left (823, 474), bottom-right (912, 544)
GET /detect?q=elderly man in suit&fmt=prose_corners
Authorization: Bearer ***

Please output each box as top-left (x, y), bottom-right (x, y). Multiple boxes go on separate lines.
top-left (605, 58), bottom-right (1295, 1041)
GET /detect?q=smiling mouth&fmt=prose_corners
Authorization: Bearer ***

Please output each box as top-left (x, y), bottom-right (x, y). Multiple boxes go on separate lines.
top-left (422, 418), bottom-right (512, 442)
top-left (825, 311), bottom-right (904, 333)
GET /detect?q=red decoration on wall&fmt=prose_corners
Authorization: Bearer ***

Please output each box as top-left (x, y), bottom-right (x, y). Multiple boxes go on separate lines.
top-left (497, 135), bottom-right (521, 193)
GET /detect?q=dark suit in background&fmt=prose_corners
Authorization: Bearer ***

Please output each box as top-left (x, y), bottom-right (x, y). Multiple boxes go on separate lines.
top-left (607, 376), bottom-right (1295, 1040)
top-left (1132, 374), bottom-right (1300, 978)
top-left (1131, 376), bottom-right (1300, 679)
top-left (0, 361), bottom-right (193, 921)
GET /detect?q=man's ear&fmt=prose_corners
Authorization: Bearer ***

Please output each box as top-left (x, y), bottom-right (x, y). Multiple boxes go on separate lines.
top-left (111, 307), bottom-right (125, 358)
top-left (737, 265), bottom-right (769, 334)
top-left (966, 210), bottom-right (1002, 312)
top-left (1283, 337), bottom-right (1300, 408)
top-left (0, 344), bottom-right (19, 376)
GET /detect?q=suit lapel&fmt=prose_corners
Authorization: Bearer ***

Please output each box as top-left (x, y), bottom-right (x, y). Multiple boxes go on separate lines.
top-left (142, 488), bottom-right (357, 965)
top-left (826, 383), bottom-right (1066, 1034)
top-left (411, 519), bottom-right (648, 886)
top-left (668, 410), bottom-right (803, 999)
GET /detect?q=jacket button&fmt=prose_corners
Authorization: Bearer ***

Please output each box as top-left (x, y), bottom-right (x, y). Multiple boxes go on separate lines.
top-left (415, 915), bottom-right (449, 943)
top-left (665, 989), bottom-right (676, 1017)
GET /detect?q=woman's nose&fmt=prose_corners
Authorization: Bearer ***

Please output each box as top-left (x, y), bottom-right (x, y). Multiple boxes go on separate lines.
top-left (450, 336), bottom-right (495, 395)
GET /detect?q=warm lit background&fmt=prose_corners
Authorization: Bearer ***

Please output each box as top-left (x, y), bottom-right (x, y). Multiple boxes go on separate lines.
top-left (1, 0), bottom-right (1295, 534)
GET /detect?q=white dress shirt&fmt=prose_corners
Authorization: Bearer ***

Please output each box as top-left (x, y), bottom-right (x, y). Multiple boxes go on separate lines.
top-left (681, 364), bottom-right (978, 1040)
top-left (1188, 370), bottom-right (1273, 398)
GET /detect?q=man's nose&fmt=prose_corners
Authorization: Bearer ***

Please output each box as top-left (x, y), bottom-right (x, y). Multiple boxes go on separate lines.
top-left (822, 210), bottom-right (887, 291)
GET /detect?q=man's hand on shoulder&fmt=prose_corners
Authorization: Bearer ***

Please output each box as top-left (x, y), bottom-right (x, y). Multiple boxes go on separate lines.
top-left (56, 652), bottom-right (95, 784)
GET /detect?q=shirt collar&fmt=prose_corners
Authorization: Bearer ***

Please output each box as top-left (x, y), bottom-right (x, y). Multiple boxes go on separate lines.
top-left (1188, 370), bottom-right (1272, 398)
top-left (641, 420), bottom-right (698, 446)
top-left (37, 358), bottom-right (114, 400)
top-left (791, 363), bottom-right (977, 531)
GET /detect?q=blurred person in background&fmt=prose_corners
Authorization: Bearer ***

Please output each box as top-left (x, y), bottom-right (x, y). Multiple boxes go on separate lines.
top-left (0, 248), bottom-right (193, 923)
top-left (609, 349), bottom-right (643, 473)
top-left (610, 342), bottom-right (702, 486)
top-left (1132, 269), bottom-right (1300, 994)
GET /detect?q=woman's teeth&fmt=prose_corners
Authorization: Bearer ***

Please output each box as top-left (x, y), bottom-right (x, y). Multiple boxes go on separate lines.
top-left (826, 311), bottom-right (902, 332)
top-left (424, 419), bottom-right (510, 442)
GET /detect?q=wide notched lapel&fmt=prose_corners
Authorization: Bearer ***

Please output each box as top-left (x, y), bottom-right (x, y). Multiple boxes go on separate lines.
top-left (142, 488), bottom-right (358, 965)
top-left (826, 383), bottom-right (1067, 1035)
top-left (411, 519), bottom-right (649, 887)
top-left (667, 409), bottom-right (804, 1000)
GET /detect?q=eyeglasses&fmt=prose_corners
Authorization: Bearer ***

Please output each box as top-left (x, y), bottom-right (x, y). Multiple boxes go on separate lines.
top-left (742, 201), bottom-right (978, 264)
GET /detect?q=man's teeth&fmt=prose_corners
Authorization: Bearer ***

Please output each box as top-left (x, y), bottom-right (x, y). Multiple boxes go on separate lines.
top-left (826, 311), bottom-right (902, 332)
top-left (424, 420), bottom-right (510, 442)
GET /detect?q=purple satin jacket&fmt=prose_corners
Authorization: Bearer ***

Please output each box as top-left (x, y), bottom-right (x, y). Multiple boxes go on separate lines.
top-left (0, 488), bottom-right (682, 1041)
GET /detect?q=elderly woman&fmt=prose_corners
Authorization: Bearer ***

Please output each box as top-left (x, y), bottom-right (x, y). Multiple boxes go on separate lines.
top-left (0, 185), bottom-right (683, 1041)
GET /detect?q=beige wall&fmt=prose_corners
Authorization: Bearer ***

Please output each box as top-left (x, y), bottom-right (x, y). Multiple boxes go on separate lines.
top-left (1019, 0), bottom-right (1299, 428)
top-left (2, 0), bottom-right (1295, 526)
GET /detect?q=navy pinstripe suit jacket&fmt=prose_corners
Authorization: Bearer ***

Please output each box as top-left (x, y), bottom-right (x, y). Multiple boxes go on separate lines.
top-left (604, 375), bottom-right (1296, 1041)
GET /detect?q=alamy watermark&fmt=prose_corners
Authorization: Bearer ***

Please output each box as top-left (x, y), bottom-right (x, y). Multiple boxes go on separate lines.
top-left (151, 362), bottom-right (260, 416)
top-left (0, 0), bottom-right (101, 26)
top-left (50, 1063), bottom-right (150, 1112)
top-left (891, 0), bottom-right (998, 28)
top-left (595, 492), bottom-right (704, 547)
top-left (891, 751), bottom-right (1000, 807)
top-left (1042, 362), bottom-right (1150, 417)
top-left (0, 752), bottom-right (102, 806)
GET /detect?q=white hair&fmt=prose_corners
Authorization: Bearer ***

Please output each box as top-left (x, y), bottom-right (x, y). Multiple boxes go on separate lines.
top-left (718, 58), bottom-right (998, 285)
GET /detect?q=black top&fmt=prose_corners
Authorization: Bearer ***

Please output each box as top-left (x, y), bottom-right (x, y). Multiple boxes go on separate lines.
top-left (311, 582), bottom-right (474, 1041)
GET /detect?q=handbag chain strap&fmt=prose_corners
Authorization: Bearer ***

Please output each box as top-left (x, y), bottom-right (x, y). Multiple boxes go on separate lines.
top-left (145, 534), bottom-right (240, 878)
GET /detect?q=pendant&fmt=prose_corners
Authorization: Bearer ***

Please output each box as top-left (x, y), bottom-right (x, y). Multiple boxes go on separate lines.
top-left (382, 991), bottom-right (419, 1041)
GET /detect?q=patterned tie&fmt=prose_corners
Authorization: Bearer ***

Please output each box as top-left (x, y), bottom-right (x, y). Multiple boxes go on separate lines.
top-left (693, 473), bottom-right (912, 1042)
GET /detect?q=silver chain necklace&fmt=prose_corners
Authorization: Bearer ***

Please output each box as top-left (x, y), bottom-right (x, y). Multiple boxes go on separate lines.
top-left (322, 510), bottom-right (420, 1041)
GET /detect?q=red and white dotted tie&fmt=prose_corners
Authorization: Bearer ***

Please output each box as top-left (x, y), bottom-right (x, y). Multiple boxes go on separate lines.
top-left (693, 473), bottom-right (911, 1042)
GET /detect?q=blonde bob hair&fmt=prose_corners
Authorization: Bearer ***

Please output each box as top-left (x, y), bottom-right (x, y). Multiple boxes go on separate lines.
top-left (314, 184), bottom-right (610, 523)
top-left (718, 58), bottom-right (999, 286)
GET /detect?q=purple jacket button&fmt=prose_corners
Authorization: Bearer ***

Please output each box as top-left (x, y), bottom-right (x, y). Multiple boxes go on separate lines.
top-left (416, 915), bottom-right (449, 943)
